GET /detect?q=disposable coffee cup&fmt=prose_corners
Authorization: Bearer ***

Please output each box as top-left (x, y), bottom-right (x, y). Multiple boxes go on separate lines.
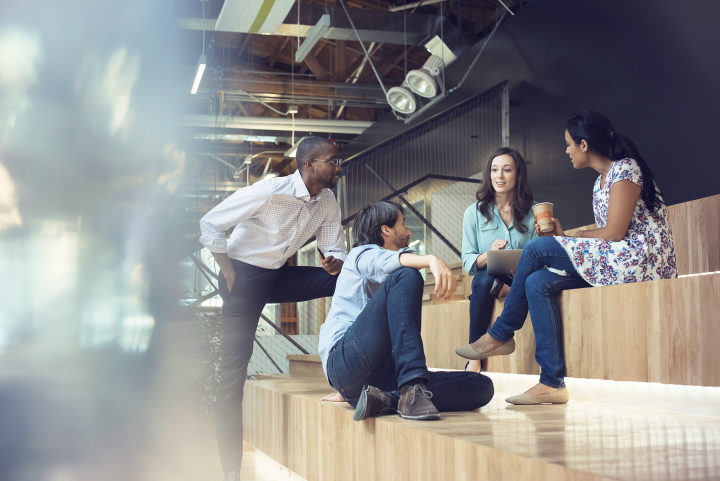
top-left (532, 202), bottom-right (555, 234)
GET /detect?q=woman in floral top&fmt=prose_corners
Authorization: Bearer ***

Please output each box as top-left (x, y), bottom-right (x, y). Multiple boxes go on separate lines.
top-left (456, 110), bottom-right (676, 405)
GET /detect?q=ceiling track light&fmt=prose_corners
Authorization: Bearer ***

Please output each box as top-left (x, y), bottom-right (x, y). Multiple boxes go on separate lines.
top-left (191, 54), bottom-right (207, 95)
top-left (191, 0), bottom-right (207, 94)
top-left (407, 55), bottom-right (445, 99)
top-left (386, 81), bottom-right (417, 115)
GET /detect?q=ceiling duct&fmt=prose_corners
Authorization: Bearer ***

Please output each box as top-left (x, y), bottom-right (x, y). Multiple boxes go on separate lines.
top-left (182, 4), bottom-right (469, 48)
top-left (182, 115), bottom-right (373, 135)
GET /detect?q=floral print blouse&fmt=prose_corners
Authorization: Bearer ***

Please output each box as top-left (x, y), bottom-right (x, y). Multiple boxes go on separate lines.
top-left (555, 158), bottom-right (677, 286)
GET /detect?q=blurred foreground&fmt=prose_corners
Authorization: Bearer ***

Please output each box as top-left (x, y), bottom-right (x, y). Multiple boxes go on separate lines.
top-left (0, 1), bottom-right (226, 479)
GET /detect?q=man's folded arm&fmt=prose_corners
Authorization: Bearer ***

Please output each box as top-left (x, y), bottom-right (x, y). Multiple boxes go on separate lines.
top-left (199, 183), bottom-right (270, 253)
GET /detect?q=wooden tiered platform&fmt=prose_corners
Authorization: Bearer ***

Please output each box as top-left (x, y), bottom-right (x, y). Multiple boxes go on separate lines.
top-left (422, 194), bottom-right (720, 387)
top-left (242, 194), bottom-right (720, 481)
top-left (243, 372), bottom-right (720, 481)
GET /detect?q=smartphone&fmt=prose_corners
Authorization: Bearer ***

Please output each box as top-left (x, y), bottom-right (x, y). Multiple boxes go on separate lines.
top-left (317, 247), bottom-right (325, 260)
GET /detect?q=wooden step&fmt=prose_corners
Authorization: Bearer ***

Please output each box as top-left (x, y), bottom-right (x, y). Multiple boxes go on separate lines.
top-left (421, 272), bottom-right (720, 387)
top-left (243, 375), bottom-right (720, 481)
top-left (255, 373), bottom-right (291, 381)
top-left (422, 293), bottom-right (468, 307)
top-left (286, 354), bottom-right (325, 379)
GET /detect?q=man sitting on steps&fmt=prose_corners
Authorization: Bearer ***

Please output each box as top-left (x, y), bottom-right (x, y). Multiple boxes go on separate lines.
top-left (318, 201), bottom-right (494, 421)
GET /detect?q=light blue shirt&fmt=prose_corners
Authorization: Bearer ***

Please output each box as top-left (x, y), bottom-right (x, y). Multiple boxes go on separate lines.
top-left (318, 244), bottom-right (414, 377)
top-left (461, 203), bottom-right (537, 275)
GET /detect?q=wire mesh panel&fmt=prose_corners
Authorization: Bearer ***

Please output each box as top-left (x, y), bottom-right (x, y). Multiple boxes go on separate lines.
top-left (340, 81), bottom-right (507, 221)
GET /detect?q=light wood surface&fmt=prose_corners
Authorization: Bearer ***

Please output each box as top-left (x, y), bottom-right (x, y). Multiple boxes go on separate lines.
top-left (421, 273), bottom-right (720, 387)
top-left (243, 376), bottom-right (720, 481)
top-left (287, 354), bottom-right (326, 379)
top-left (667, 193), bottom-right (720, 275)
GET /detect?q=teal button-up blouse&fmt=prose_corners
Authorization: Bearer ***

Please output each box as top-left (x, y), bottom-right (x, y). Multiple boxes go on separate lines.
top-left (461, 202), bottom-right (537, 275)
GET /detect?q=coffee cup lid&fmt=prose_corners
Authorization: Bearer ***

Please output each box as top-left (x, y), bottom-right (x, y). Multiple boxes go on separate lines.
top-left (533, 202), bottom-right (554, 208)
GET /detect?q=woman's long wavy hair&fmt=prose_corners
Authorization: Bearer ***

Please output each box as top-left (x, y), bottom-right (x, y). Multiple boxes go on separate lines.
top-left (475, 148), bottom-right (534, 233)
top-left (566, 110), bottom-right (664, 212)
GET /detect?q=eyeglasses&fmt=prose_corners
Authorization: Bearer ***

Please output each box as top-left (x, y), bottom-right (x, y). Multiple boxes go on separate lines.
top-left (309, 158), bottom-right (343, 165)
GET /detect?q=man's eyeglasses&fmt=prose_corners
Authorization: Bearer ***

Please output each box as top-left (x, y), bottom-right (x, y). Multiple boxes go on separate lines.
top-left (309, 158), bottom-right (343, 165)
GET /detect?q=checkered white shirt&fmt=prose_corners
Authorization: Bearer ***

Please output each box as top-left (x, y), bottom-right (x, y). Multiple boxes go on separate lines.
top-left (199, 169), bottom-right (347, 269)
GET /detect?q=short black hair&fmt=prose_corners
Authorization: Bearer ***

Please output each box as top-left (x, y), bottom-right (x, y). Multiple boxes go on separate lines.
top-left (352, 201), bottom-right (405, 247)
top-left (296, 137), bottom-right (335, 172)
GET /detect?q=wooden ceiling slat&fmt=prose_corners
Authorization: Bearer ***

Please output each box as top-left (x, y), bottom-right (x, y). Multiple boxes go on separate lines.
top-left (236, 34), bottom-right (252, 59)
top-left (269, 37), bottom-right (290, 68)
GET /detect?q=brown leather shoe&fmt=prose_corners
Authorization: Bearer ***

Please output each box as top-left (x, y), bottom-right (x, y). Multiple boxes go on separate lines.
top-left (397, 383), bottom-right (440, 420)
top-left (353, 385), bottom-right (393, 421)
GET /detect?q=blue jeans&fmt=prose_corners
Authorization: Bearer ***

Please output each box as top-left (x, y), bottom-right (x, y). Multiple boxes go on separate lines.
top-left (217, 259), bottom-right (338, 473)
top-left (326, 267), bottom-right (494, 412)
top-left (487, 237), bottom-right (591, 389)
top-left (469, 269), bottom-right (513, 343)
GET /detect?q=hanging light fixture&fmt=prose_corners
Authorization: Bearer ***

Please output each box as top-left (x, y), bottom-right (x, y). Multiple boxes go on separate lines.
top-left (386, 81), bottom-right (417, 114)
top-left (191, 0), bottom-right (207, 94)
top-left (406, 55), bottom-right (444, 99)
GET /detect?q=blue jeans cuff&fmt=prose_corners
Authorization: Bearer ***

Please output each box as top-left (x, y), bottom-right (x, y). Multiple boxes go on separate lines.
top-left (398, 369), bottom-right (431, 388)
top-left (487, 324), bottom-right (511, 343)
top-left (539, 373), bottom-right (565, 389)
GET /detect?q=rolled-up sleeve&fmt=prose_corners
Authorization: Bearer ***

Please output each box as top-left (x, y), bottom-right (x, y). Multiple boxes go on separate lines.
top-left (199, 182), bottom-right (270, 253)
top-left (462, 206), bottom-right (481, 276)
top-left (354, 246), bottom-right (414, 280)
top-left (316, 199), bottom-right (347, 262)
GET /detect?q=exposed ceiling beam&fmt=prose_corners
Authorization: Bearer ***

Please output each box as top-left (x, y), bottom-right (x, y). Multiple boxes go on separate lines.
top-left (237, 34), bottom-right (252, 59)
top-left (360, 46), bottom-right (407, 83)
top-left (269, 37), bottom-right (290, 68)
top-left (335, 40), bottom-right (347, 81)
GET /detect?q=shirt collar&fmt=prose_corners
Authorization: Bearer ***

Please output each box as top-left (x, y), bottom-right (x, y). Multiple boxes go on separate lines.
top-left (291, 169), bottom-right (316, 201)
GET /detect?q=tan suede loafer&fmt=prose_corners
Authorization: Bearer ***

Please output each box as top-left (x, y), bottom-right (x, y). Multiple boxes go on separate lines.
top-left (455, 338), bottom-right (516, 360)
top-left (505, 387), bottom-right (569, 405)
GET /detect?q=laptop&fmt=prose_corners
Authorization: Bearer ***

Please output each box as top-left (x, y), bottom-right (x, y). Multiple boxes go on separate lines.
top-left (486, 249), bottom-right (523, 277)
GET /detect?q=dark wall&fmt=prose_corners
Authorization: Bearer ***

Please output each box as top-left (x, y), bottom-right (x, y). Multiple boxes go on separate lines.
top-left (342, 0), bottom-right (720, 228)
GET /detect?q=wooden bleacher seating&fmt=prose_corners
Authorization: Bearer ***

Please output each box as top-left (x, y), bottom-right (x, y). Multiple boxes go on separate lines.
top-left (421, 193), bottom-right (720, 387)
top-left (241, 194), bottom-right (720, 481)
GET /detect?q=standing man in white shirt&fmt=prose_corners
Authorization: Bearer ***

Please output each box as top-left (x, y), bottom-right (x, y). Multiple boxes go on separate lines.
top-left (198, 137), bottom-right (347, 480)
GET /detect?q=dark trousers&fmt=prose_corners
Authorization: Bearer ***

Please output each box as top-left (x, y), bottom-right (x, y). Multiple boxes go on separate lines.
top-left (326, 267), bottom-right (494, 412)
top-left (468, 269), bottom-right (514, 343)
top-left (217, 259), bottom-right (338, 473)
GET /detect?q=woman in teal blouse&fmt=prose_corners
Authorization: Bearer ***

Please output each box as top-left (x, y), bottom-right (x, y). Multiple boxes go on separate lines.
top-left (461, 147), bottom-right (537, 373)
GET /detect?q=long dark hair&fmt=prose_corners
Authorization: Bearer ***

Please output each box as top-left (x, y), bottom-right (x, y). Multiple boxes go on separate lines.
top-left (353, 201), bottom-right (405, 247)
top-left (475, 148), bottom-right (534, 233)
top-left (566, 110), bottom-right (664, 212)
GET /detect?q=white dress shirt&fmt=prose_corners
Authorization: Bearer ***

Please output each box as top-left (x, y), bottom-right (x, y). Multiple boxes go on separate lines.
top-left (199, 169), bottom-right (347, 269)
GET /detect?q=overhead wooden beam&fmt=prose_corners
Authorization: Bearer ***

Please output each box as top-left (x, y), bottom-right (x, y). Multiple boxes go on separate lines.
top-left (269, 37), bottom-right (290, 68)
top-left (302, 50), bottom-right (329, 81)
top-left (335, 40), bottom-right (347, 81)
top-left (360, 46), bottom-right (406, 83)
top-left (236, 101), bottom-right (249, 116)
top-left (237, 34), bottom-right (252, 59)
top-left (300, 41), bottom-right (328, 75)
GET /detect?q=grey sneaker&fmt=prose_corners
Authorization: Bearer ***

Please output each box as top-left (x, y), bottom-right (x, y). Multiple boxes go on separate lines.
top-left (397, 383), bottom-right (440, 421)
top-left (353, 385), bottom-right (393, 421)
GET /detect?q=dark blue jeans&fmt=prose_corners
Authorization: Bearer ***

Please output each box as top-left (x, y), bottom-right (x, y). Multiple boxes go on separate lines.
top-left (217, 259), bottom-right (338, 473)
top-left (326, 267), bottom-right (494, 412)
top-left (487, 237), bottom-right (591, 389)
top-left (469, 269), bottom-right (513, 343)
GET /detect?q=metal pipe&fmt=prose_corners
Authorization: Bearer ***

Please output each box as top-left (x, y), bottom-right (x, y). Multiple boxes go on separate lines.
top-left (183, 115), bottom-right (373, 135)
top-left (389, 0), bottom-right (447, 11)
